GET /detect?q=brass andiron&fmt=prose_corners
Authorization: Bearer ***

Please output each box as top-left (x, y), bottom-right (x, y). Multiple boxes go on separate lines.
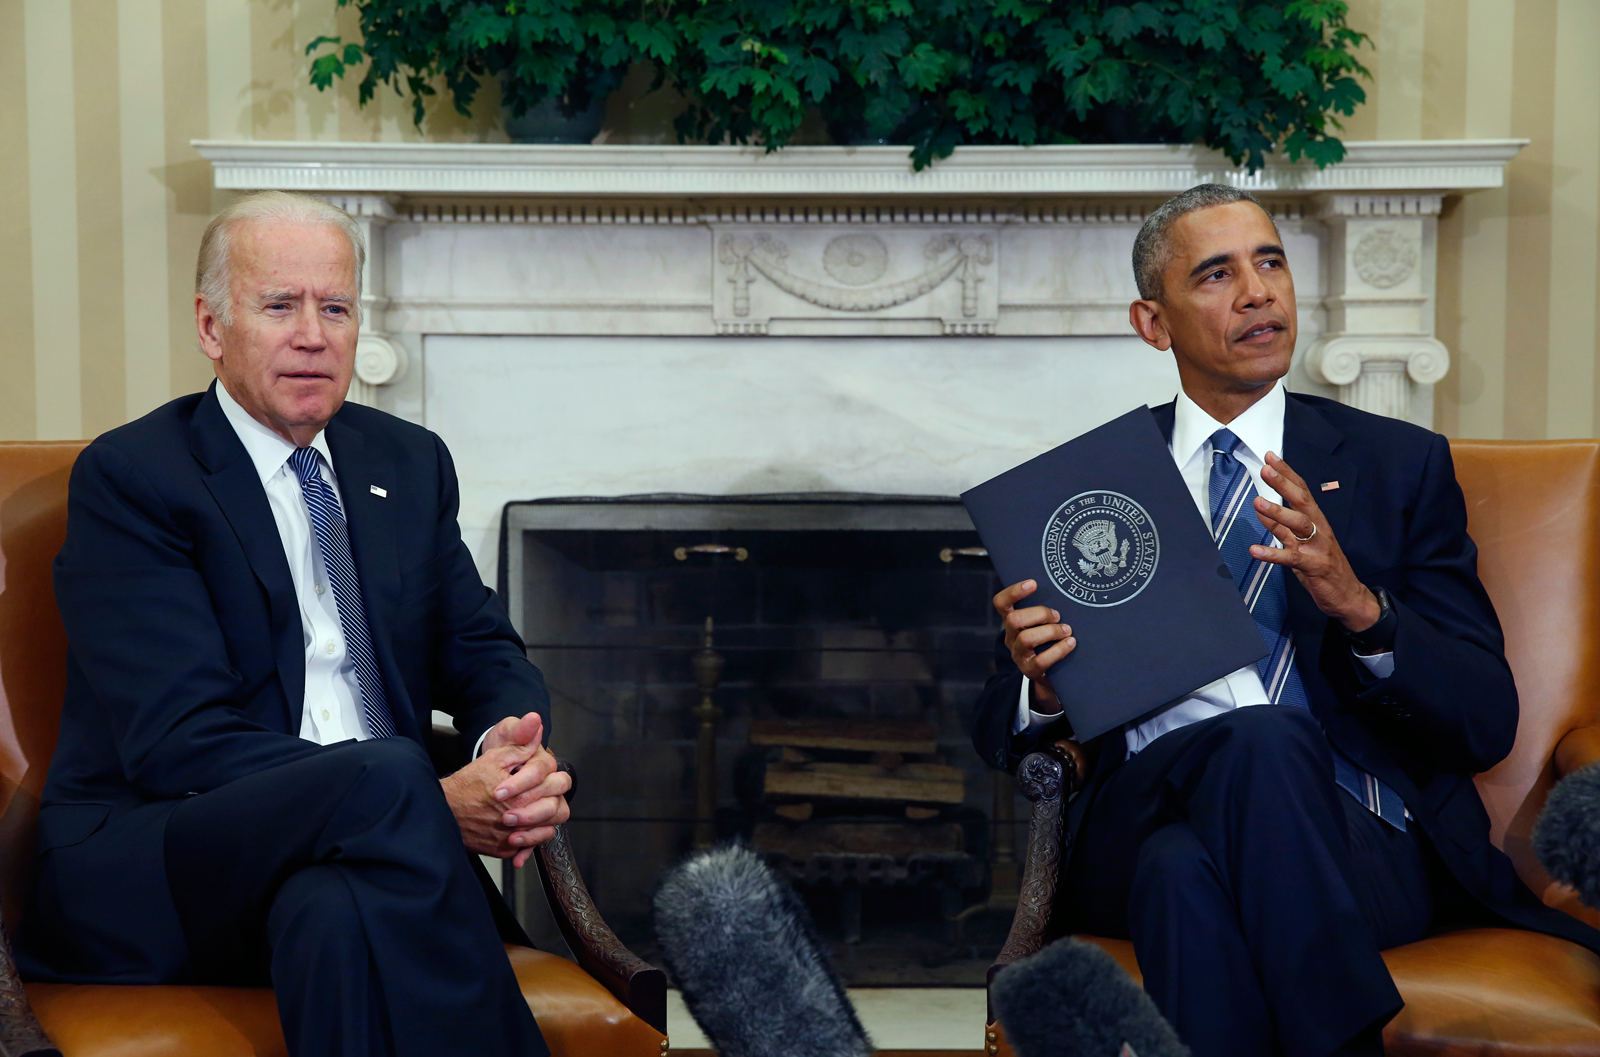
top-left (691, 616), bottom-right (725, 849)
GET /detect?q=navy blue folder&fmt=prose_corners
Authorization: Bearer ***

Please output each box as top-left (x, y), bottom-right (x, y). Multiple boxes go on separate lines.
top-left (961, 406), bottom-right (1267, 742)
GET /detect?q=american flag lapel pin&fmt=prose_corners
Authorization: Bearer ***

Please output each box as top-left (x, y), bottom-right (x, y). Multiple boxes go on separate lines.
top-left (370, 485), bottom-right (388, 497)
top-left (1320, 481), bottom-right (1340, 492)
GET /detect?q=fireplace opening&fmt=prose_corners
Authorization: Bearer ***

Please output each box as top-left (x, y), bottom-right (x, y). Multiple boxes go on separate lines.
top-left (499, 495), bottom-right (1025, 985)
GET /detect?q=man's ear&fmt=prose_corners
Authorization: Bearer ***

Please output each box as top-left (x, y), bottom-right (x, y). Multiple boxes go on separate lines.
top-left (1129, 299), bottom-right (1172, 352)
top-left (196, 295), bottom-right (225, 364)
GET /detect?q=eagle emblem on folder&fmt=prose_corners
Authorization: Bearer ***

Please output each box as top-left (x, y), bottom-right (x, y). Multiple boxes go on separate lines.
top-left (1073, 519), bottom-right (1130, 577)
top-left (1041, 491), bottom-right (1161, 609)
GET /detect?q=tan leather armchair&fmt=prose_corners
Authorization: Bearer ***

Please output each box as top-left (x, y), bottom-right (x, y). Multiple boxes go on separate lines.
top-left (0, 442), bottom-right (668, 1057)
top-left (985, 439), bottom-right (1600, 1057)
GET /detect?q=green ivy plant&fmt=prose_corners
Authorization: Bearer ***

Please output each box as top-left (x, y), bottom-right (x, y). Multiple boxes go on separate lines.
top-left (308, 0), bottom-right (646, 126)
top-left (309, 0), bottom-right (1370, 171)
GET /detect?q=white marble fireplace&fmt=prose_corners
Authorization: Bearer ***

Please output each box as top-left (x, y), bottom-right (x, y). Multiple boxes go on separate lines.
top-left (195, 140), bottom-right (1524, 579)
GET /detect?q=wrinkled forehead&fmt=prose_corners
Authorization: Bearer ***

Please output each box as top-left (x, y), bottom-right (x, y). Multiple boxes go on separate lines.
top-left (1166, 201), bottom-right (1285, 271)
top-left (229, 218), bottom-right (358, 291)
top-left (1171, 199), bottom-right (1280, 262)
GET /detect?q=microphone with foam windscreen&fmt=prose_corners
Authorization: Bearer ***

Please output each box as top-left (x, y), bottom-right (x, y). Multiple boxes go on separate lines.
top-left (991, 938), bottom-right (1190, 1057)
top-left (653, 843), bottom-right (872, 1057)
top-left (1534, 762), bottom-right (1600, 909)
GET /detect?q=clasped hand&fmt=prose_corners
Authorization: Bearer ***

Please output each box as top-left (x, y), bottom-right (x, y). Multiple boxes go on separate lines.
top-left (993, 452), bottom-right (1381, 712)
top-left (441, 712), bottom-right (571, 869)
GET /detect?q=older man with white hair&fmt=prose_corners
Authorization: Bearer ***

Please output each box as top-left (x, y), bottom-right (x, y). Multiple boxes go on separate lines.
top-left (16, 191), bottom-right (565, 1057)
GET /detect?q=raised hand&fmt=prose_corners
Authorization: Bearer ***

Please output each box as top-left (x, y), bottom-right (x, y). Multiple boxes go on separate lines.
top-left (1250, 452), bottom-right (1381, 634)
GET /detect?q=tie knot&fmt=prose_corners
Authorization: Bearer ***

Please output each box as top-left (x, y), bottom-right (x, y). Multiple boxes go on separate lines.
top-left (287, 446), bottom-right (322, 484)
top-left (1209, 428), bottom-right (1241, 459)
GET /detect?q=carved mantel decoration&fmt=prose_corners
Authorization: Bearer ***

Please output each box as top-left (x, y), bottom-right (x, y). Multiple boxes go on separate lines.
top-left (1301, 193), bottom-right (1451, 422)
top-left (715, 226), bottom-right (997, 335)
top-left (196, 140), bottom-right (1526, 424)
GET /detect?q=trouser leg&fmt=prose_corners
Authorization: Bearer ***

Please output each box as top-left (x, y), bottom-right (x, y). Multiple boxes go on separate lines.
top-left (268, 866), bottom-right (394, 1057)
top-left (164, 738), bottom-right (549, 1057)
top-left (1129, 823), bottom-right (1278, 1057)
top-left (1065, 707), bottom-right (1402, 1057)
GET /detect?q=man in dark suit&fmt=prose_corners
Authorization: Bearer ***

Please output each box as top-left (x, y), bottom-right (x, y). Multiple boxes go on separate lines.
top-left (970, 184), bottom-right (1600, 1057)
top-left (17, 191), bottom-right (568, 1056)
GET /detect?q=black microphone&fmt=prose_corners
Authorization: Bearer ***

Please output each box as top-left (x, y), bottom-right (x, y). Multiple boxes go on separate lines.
top-left (991, 938), bottom-right (1190, 1057)
top-left (1534, 762), bottom-right (1600, 909)
top-left (653, 843), bottom-right (872, 1057)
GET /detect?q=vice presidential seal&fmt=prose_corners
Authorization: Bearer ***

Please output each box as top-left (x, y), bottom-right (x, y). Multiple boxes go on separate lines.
top-left (1041, 491), bottom-right (1160, 607)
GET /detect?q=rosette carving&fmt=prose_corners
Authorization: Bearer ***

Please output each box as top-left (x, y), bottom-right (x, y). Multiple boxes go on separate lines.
top-left (1352, 227), bottom-right (1417, 289)
top-left (823, 234), bottom-right (889, 285)
top-left (1015, 750), bottom-right (1064, 803)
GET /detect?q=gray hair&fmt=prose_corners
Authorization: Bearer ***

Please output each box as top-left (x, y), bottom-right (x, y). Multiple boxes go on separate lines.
top-left (1132, 184), bottom-right (1278, 301)
top-left (196, 191), bottom-right (365, 327)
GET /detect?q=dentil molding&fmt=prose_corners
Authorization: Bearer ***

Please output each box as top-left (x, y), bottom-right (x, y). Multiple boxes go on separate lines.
top-left (194, 140), bottom-right (1526, 198)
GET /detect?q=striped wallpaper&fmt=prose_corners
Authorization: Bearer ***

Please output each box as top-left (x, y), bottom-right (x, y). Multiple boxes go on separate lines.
top-left (3, 0), bottom-right (1597, 442)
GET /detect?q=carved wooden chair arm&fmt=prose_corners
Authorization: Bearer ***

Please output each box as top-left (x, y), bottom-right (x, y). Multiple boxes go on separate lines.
top-left (986, 745), bottom-right (1085, 1022)
top-left (534, 825), bottom-right (667, 1035)
top-left (0, 922), bottom-right (59, 1057)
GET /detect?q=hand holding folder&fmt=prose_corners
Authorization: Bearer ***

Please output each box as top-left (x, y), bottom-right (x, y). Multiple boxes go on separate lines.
top-left (961, 407), bottom-right (1267, 742)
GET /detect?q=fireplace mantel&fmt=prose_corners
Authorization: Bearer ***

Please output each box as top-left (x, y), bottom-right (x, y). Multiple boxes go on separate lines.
top-left (195, 140), bottom-right (1524, 200)
top-left (195, 138), bottom-right (1524, 418)
top-left (194, 139), bottom-right (1525, 569)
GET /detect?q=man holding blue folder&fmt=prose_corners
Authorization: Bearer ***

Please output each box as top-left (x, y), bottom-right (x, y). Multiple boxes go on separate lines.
top-left (971, 184), bottom-right (1600, 1056)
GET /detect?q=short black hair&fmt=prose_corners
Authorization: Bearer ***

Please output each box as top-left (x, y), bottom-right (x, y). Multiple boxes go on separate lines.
top-left (1132, 183), bottom-right (1280, 301)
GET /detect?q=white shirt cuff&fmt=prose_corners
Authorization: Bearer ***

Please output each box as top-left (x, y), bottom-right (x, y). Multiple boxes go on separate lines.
top-left (1353, 648), bottom-right (1395, 680)
top-left (1011, 678), bottom-right (1067, 737)
top-left (472, 728), bottom-right (491, 759)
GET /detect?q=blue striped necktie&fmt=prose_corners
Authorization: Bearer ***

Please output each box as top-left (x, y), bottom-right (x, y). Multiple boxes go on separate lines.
top-left (288, 446), bottom-right (397, 741)
top-left (1208, 429), bottom-right (1405, 830)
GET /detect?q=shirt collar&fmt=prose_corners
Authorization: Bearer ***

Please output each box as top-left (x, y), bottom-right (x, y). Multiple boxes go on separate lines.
top-left (214, 379), bottom-right (335, 484)
top-left (1170, 379), bottom-right (1286, 467)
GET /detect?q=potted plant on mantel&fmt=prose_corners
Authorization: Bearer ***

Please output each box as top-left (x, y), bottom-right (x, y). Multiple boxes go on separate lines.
top-left (309, 0), bottom-right (1370, 170)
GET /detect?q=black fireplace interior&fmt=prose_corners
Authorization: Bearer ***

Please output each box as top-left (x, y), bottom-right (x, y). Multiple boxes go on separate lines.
top-left (499, 495), bottom-right (1024, 985)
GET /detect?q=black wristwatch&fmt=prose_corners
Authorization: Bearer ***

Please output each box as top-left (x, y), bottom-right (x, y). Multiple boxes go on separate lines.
top-left (1346, 586), bottom-right (1397, 654)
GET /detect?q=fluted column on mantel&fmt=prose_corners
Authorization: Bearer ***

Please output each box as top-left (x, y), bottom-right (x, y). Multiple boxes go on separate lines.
top-left (317, 193), bottom-right (408, 406)
top-left (1303, 194), bottom-right (1449, 427)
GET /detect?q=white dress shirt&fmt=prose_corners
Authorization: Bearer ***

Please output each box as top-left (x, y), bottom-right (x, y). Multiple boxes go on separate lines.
top-left (216, 381), bottom-right (371, 745)
top-left (1013, 381), bottom-right (1393, 752)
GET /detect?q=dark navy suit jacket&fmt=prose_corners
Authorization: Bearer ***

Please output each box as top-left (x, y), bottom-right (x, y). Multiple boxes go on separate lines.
top-left (970, 392), bottom-right (1600, 954)
top-left (20, 383), bottom-right (547, 981)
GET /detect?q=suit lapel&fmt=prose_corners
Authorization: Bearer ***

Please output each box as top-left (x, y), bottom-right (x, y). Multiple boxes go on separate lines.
top-left (324, 412), bottom-right (415, 739)
top-left (190, 384), bottom-right (305, 728)
top-left (1281, 394), bottom-right (1359, 653)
